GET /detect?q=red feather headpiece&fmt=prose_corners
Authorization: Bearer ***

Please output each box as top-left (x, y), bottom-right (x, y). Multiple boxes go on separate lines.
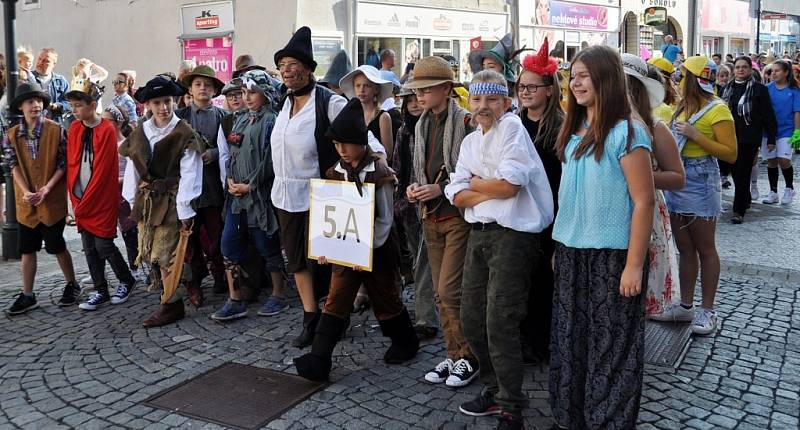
top-left (522, 38), bottom-right (558, 77)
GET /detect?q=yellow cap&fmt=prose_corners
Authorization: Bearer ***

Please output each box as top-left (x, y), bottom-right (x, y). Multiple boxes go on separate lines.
top-left (683, 55), bottom-right (710, 77)
top-left (648, 57), bottom-right (675, 74)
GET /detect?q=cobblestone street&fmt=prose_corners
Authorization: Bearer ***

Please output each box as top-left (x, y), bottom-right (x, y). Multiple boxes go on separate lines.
top-left (1, 168), bottom-right (799, 430)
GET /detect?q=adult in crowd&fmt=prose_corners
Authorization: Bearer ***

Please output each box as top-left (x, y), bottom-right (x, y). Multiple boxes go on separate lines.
top-left (318, 50), bottom-right (352, 96)
top-left (721, 56), bottom-right (776, 224)
top-left (661, 35), bottom-right (681, 64)
top-left (31, 48), bottom-right (70, 126)
top-left (270, 27), bottom-right (385, 348)
top-left (112, 71), bottom-right (139, 125)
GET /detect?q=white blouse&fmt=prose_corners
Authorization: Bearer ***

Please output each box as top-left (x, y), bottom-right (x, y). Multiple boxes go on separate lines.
top-left (270, 90), bottom-right (385, 212)
top-left (444, 113), bottom-right (554, 233)
top-left (121, 113), bottom-right (204, 221)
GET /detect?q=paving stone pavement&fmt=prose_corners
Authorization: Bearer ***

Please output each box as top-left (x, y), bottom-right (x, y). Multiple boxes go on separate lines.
top-left (0, 159), bottom-right (799, 430)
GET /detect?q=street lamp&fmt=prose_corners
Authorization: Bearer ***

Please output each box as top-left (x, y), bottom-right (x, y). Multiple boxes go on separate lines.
top-left (2, 0), bottom-right (20, 260)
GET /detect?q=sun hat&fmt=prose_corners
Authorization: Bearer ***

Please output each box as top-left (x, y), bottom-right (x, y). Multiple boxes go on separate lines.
top-left (621, 53), bottom-right (665, 107)
top-left (339, 65), bottom-right (394, 103)
top-left (401, 56), bottom-right (459, 89)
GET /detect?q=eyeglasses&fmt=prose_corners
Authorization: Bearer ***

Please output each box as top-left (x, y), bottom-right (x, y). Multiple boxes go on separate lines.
top-left (278, 62), bottom-right (301, 71)
top-left (412, 88), bottom-right (434, 95)
top-left (518, 84), bottom-right (549, 94)
top-left (112, 80), bottom-right (126, 85)
top-left (225, 91), bottom-right (243, 99)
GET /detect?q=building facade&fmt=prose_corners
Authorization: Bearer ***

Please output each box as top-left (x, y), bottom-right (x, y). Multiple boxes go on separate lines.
top-left (619, 0), bottom-right (690, 57)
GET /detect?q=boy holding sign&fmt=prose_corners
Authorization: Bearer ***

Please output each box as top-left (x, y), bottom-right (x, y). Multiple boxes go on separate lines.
top-left (444, 70), bottom-right (553, 428)
top-left (294, 98), bottom-right (419, 382)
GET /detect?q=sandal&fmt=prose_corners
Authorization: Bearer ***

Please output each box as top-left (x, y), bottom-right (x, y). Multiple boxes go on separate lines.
top-left (730, 214), bottom-right (743, 224)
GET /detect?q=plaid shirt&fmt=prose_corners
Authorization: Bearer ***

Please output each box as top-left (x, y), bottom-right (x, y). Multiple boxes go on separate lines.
top-left (1, 116), bottom-right (67, 170)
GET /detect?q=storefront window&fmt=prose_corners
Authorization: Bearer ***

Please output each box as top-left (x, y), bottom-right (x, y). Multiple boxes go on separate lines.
top-left (312, 38), bottom-right (344, 79)
top-left (729, 38), bottom-right (747, 56)
top-left (702, 37), bottom-right (721, 57)
top-left (357, 37), bottom-right (402, 76)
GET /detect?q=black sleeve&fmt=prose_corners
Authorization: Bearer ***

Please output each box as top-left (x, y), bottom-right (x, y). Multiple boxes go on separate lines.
top-left (760, 85), bottom-right (778, 147)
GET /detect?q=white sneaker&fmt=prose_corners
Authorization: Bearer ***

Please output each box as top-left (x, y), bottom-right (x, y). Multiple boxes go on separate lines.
top-left (648, 303), bottom-right (696, 322)
top-left (80, 276), bottom-right (93, 286)
top-left (782, 188), bottom-right (796, 205)
top-left (750, 183), bottom-right (760, 201)
top-left (762, 191), bottom-right (779, 204)
top-left (445, 358), bottom-right (479, 388)
top-left (424, 358), bottom-right (453, 384)
top-left (691, 308), bottom-right (718, 335)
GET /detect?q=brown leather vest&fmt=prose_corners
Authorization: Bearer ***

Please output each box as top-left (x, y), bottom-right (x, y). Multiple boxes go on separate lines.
top-left (8, 120), bottom-right (68, 228)
top-left (118, 120), bottom-right (203, 226)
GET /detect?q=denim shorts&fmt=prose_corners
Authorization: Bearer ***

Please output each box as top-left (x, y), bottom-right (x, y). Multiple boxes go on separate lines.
top-left (665, 156), bottom-right (721, 219)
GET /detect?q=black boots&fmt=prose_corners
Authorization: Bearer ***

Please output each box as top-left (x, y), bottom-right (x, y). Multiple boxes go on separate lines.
top-left (294, 313), bottom-right (347, 381)
top-left (292, 310), bottom-right (321, 348)
top-left (379, 308), bottom-right (420, 364)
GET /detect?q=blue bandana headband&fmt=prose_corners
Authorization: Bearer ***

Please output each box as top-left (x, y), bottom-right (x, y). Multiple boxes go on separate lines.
top-left (469, 82), bottom-right (508, 96)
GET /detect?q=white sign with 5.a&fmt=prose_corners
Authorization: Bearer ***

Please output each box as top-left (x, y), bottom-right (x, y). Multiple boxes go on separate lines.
top-left (308, 179), bottom-right (375, 272)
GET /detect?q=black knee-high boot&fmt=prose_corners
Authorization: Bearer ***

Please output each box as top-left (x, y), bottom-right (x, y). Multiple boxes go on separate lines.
top-left (294, 313), bottom-right (347, 381)
top-left (292, 310), bottom-right (321, 348)
top-left (379, 308), bottom-right (419, 364)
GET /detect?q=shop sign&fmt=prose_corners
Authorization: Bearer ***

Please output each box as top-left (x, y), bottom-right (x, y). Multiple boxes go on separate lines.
top-left (357, 1), bottom-right (507, 38)
top-left (470, 37), bottom-right (482, 51)
top-left (183, 36), bottom-right (234, 83)
top-left (761, 13), bottom-right (787, 20)
top-left (181, 1), bottom-right (234, 37)
top-left (644, 7), bottom-right (668, 25)
top-left (534, 0), bottom-right (618, 31)
top-left (641, 0), bottom-right (677, 9)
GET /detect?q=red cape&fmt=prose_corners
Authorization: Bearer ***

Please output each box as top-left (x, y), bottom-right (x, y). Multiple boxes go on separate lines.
top-left (66, 119), bottom-right (120, 238)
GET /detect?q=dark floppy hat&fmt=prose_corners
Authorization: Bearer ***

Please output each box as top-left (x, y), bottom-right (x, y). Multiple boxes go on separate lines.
top-left (134, 75), bottom-right (187, 103)
top-left (468, 32), bottom-right (520, 83)
top-left (180, 65), bottom-right (225, 97)
top-left (319, 50), bottom-right (353, 87)
top-left (274, 26), bottom-right (317, 71)
top-left (10, 82), bottom-right (51, 113)
top-left (232, 54), bottom-right (267, 79)
top-left (325, 98), bottom-right (368, 146)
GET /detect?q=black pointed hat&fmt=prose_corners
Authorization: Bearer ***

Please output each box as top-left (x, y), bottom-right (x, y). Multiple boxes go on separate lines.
top-left (274, 26), bottom-right (317, 72)
top-left (320, 50), bottom-right (353, 87)
top-left (325, 98), bottom-right (368, 146)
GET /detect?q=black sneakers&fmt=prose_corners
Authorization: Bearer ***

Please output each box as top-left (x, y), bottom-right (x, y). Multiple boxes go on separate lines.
top-left (57, 282), bottom-right (80, 306)
top-left (459, 392), bottom-right (500, 416)
top-left (7, 293), bottom-right (38, 315)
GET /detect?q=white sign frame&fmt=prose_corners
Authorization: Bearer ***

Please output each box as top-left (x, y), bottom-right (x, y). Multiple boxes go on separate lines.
top-left (180, 0), bottom-right (235, 38)
top-left (308, 179), bottom-right (376, 272)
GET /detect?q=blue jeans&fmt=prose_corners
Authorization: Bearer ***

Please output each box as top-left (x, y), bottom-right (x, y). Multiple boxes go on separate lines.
top-left (221, 207), bottom-right (283, 272)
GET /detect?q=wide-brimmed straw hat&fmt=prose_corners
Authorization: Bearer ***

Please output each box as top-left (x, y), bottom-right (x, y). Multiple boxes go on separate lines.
top-left (402, 56), bottom-right (458, 89)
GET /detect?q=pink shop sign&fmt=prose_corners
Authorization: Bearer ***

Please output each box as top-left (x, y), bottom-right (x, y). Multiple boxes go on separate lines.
top-left (183, 36), bottom-right (233, 83)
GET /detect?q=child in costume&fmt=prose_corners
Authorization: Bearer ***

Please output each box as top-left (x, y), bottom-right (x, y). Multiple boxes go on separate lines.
top-left (293, 98), bottom-right (419, 382)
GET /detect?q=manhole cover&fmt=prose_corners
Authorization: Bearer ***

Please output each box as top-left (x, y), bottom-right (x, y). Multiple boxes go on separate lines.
top-left (143, 362), bottom-right (325, 430)
top-left (644, 321), bottom-right (692, 368)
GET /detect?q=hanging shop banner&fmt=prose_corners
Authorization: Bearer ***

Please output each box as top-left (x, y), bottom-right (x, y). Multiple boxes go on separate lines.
top-left (357, 1), bottom-right (507, 39)
top-left (183, 36), bottom-right (234, 83)
top-left (534, 0), bottom-right (619, 32)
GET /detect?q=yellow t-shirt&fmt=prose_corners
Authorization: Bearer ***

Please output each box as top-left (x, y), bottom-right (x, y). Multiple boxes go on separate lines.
top-left (652, 103), bottom-right (675, 125)
top-left (679, 102), bottom-right (734, 158)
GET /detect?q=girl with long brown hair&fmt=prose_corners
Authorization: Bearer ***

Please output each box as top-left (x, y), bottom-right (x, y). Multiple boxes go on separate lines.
top-left (656, 56), bottom-right (737, 336)
top-left (549, 45), bottom-right (654, 429)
